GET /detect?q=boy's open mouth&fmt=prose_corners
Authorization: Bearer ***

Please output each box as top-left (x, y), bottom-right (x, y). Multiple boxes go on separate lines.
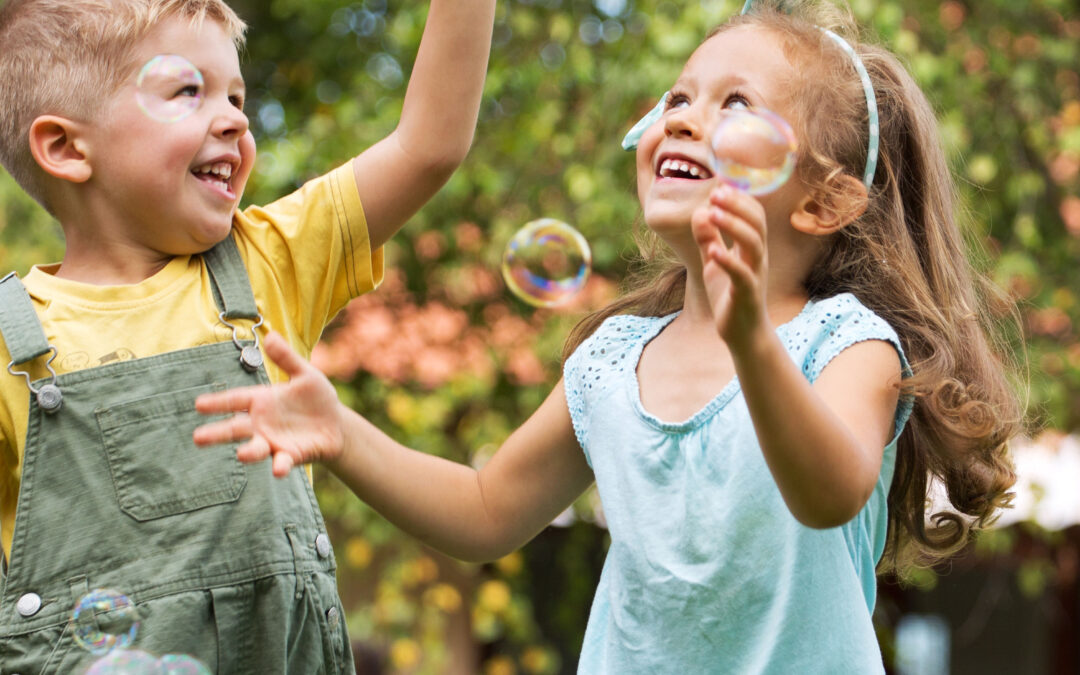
top-left (657, 156), bottom-right (713, 180)
top-left (191, 161), bottom-right (234, 192)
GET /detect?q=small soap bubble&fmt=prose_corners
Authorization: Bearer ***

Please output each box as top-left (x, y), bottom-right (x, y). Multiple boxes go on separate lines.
top-left (159, 654), bottom-right (213, 674)
top-left (71, 588), bottom-right (140, 655)
top-left (501, 218), bottom-right (591, 308)
top-left (85, 648), bottom-right (158, 674)
top-left (135, 54), bottom-right (204, 123)
top-left (708, 107), bottom-right (798, 195)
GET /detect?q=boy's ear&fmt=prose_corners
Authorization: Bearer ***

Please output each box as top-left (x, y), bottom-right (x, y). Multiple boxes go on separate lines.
top-left (28, 115), bottom-right (93, 184)
top-left (789, 174), bottom-right (868, 236)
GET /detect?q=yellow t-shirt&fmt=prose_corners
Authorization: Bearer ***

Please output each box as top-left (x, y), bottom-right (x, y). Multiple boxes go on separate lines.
top-left (0, 161), bottom-right (382, 559)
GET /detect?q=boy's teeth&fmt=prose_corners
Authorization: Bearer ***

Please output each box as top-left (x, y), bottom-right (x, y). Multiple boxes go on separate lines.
top-left (193, 162), bottom-right (232, 179)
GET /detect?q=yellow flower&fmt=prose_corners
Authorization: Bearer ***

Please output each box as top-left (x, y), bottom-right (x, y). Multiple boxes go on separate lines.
top-left (476, 579), bottom-right (512, 614)
top-left (521, 646), bottom-right (555, 673)
top-left (484, 655), bottom-right (516, 675)
top-left (344, 537), bottom-right (372, 569)
top-left (389, 637), bottom-right (422, 670)
top-left (494, 551), bottom-right (523, 576)
top-left (424, 582), bottom-right (462, 613)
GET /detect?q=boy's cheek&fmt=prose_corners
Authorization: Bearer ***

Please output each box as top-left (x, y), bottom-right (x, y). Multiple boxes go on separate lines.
top-left (236, 130), bottom-right (257, 195)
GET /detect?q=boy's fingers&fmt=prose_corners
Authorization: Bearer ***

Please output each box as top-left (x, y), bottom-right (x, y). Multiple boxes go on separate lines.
top-left (193, 414), bottom-right (253, 446)
top-left (263, 331), bottom-right (310, 378)
top-left (195, 388), bottom-right (257, 414)
top-left (271, 451), bottom-right (296, 478)
top-left (236, 436), bottom-right (271, 464)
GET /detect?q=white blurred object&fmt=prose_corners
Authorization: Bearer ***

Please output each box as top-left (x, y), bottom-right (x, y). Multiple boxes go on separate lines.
top-left (927, 434), bottom-right (1080, 530)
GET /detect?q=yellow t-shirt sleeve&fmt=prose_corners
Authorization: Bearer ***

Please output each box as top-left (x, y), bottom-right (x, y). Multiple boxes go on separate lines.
top-left (230, 160), bottom-right (384, 356)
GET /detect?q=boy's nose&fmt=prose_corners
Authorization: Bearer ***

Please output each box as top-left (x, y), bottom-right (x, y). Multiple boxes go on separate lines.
top-left (211, 103), bottom-right (250, 139)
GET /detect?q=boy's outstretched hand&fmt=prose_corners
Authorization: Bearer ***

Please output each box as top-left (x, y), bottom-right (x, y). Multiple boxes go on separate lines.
top-left (194, 332), bottom-right (345, 477)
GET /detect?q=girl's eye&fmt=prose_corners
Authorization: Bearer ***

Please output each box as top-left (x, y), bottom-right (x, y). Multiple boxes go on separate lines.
top-left (229, 95), bottom-right (245, 110)
top-left (725, 95), bottom-right (750, 110)
top-left (666, 94), bottom-right (690, 111)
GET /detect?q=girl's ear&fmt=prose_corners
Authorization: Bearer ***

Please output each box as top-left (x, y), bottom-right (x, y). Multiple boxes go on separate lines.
top-left (790, 174), bottom-right (868, 236)
top-left (28, 115), bottom-right (93, 184)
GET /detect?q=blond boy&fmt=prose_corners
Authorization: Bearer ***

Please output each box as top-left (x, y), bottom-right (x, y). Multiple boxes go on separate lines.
top-left (0, 0), bottom-right (494, 671)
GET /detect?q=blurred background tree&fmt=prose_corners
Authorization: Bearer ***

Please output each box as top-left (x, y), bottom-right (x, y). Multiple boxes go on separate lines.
top-left (2, 0), bottom-right (1078, 672)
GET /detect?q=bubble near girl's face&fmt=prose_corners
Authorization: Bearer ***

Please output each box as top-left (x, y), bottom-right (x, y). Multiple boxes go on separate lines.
top-left (708, 107), bottom-right (797, 195)
top-left (135, 54), bottom-right (205, 123)
top-left (501, 219), bottom-right (592, 307)
top-left (71, 588), bottom-right (139, 655)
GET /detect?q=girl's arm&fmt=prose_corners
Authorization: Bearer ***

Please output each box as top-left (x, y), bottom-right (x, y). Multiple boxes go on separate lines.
top-left (731, 328), bottom-right (900, 528)
top-left (194, 332), bottom-right (594, 561)
top-left (693, 186), bottom-right (901, 529)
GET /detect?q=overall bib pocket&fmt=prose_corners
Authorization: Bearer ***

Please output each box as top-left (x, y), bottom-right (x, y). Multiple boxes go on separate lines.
top-left (96, 383), bottom-right (246, 521)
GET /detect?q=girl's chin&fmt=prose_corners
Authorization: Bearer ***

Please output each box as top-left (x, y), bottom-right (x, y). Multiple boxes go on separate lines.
top-left (643, 210), bottom-right (694, 233)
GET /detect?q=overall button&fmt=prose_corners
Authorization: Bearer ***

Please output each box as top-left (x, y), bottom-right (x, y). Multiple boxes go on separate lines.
top-left (16, 592), bottom-right (42, 617)
top-left (326, 606), bottom-right (340, 629)
top-left (240, 345), bottom-right (263, 372)
top-left (315, 533), bottom-right (331, 558)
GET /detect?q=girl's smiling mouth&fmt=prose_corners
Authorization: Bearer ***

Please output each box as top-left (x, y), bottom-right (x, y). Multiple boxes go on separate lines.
top-left (657, 155), bottom-right (713, 180)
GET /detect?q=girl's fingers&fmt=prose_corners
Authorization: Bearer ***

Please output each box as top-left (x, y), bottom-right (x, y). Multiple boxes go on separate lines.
top-left (711, 244), bottom-right (757, 292)
top-left (193, 413), bottom-right (254, 446)
top-left (709, 185), bottom-right (766, 237)
top-left (262, 331), bottom-right (310, 378)
top-left (712, 208), bottom-right (764, 266)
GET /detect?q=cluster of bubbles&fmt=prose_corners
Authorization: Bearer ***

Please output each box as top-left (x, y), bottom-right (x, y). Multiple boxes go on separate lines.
top-left (501, 107), bottom-right (796, 308)
top-left (70, 588), bottom-right (211, 675)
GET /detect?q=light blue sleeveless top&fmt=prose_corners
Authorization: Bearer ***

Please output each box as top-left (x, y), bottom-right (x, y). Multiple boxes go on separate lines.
top-left (563, 293), bottom-right (913, 674)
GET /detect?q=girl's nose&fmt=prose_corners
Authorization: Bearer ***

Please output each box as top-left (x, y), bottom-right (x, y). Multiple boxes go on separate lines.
top-left (664, 107), bottom-right (704, 140)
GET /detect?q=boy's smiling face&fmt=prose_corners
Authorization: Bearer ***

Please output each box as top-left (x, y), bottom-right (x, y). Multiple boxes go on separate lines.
top-left (83, 16), bottom-right (255, 259)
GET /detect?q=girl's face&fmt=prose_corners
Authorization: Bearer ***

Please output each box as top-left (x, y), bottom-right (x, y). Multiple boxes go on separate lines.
top-left (635, 25), bottom-right (803, 239)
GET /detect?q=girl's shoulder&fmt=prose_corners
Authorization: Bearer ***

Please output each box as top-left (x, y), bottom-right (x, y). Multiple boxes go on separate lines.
top-left (783, 292), bottom-right (907, 383)
top-left (562, 313), bottom-right (676, 448)
top-left (569, 313), bottom-right (676, 364)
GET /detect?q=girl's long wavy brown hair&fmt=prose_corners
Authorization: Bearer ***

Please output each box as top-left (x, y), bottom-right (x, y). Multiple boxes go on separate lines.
top-left (563, 1), bottom-right (1024, 579)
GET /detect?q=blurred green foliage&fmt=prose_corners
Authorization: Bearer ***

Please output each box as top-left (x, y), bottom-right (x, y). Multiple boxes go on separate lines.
top-left (2, 0), bottom-right (1078, 672)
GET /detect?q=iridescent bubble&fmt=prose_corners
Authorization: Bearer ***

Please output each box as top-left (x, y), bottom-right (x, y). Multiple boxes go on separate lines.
top-left (159, 654), bottom-right (212, 674)
top-left (708, 107), bottom-right (798, 195)
top-left (85, 648), bottom-right (158, 674)
top-left (501, 218), bottom-right (591, 308)
top-left (135, 54), bottom-right (205, 123)
top-left (71, 588), bottom-right (140, 655)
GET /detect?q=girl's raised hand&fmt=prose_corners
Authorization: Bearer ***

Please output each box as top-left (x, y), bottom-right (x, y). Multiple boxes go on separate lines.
top-left (691, 184), bottom-right (771, 349)
top-left (193, 331), bottom-right (346, 477)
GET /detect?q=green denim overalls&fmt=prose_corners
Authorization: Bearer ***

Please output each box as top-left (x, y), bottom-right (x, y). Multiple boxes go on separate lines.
top-left (0, 237), bottom-right (354, 674)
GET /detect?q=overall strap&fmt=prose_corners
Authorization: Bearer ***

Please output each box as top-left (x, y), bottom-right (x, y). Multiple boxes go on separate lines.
top-left (0, 272), bottom-right (51, 366)
top-left (202, 233), bottom-right (260, 320)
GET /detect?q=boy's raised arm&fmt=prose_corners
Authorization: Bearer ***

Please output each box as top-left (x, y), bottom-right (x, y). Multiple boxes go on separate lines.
top-left (352, 0), bottom-right (496, 250)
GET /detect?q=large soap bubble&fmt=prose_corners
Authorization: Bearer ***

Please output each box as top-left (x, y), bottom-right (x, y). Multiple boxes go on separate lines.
top-left (708, 107), bottom-right (797, 195)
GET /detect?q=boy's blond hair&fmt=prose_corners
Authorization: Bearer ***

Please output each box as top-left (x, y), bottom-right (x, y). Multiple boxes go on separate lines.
top-left (0, 0), bottom-right (246, 210)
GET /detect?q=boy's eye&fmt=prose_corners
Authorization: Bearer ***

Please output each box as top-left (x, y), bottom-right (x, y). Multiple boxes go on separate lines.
top-left (176, 85), bottom-right (202, 98)
top-left (229, 95), bottom-right (245, 109)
